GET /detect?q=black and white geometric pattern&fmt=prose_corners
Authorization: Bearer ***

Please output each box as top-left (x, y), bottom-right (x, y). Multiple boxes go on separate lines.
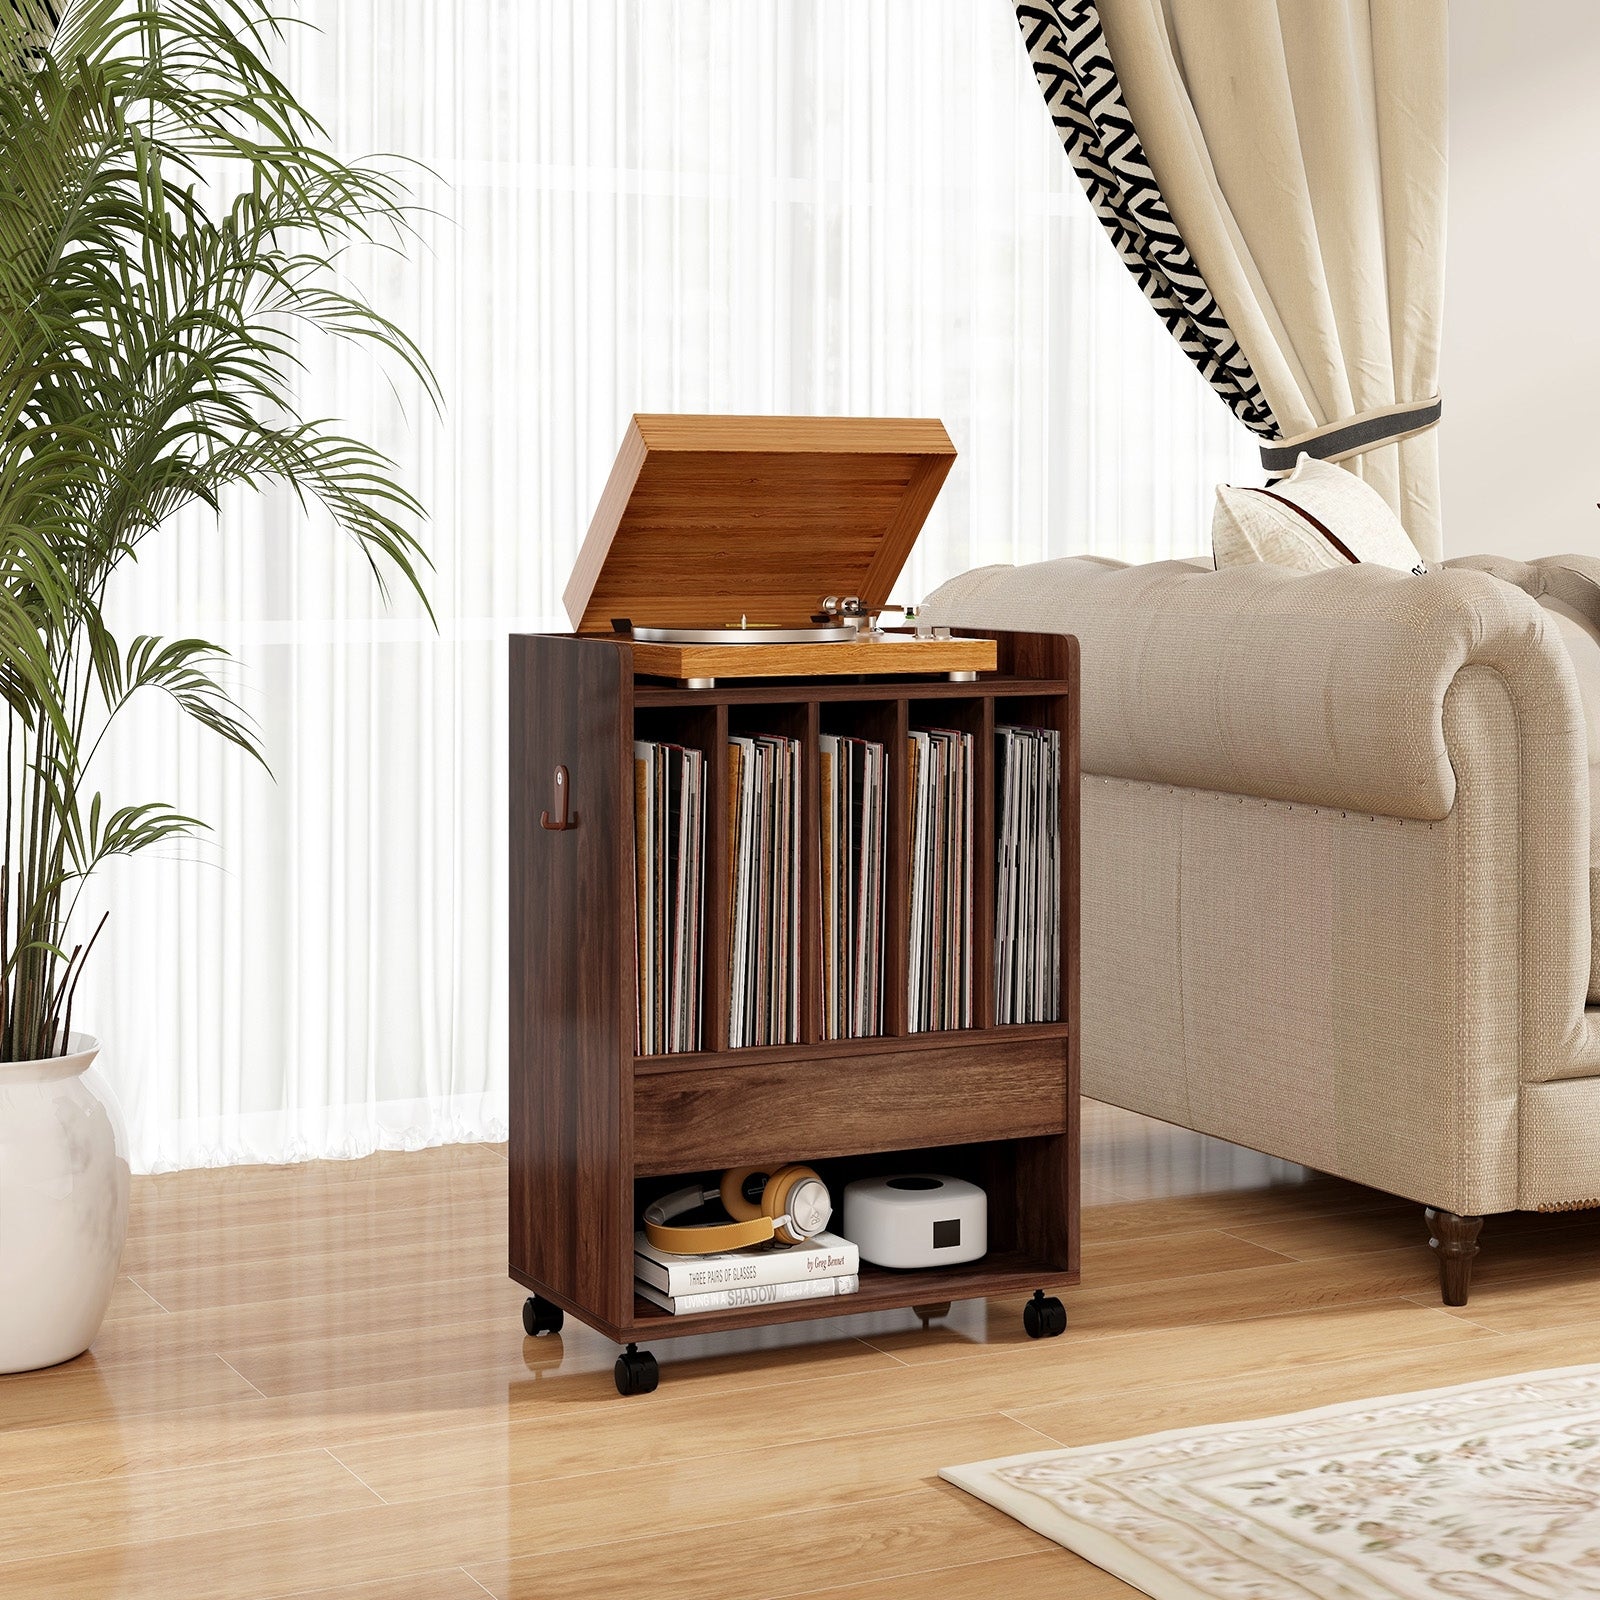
top-left (1014, 0), bottom-right (1277, 439)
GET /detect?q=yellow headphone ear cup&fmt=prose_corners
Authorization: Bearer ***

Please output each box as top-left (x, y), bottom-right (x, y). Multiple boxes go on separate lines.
top-left (764, 1165), bottom-right (822, 1244)
top-left (720, 1166), bottom-right (769, 1223)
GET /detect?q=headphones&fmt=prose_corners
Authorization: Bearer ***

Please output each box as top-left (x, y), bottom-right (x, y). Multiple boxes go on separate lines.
top-left (642, 1165), bottom-right (832, 1255)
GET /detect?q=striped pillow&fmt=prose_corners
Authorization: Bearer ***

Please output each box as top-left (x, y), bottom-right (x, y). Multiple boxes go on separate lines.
top-left (1213, 453), bottom-right (1428, 576)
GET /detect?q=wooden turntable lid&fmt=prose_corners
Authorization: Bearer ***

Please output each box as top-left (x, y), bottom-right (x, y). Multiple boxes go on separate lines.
top-left (563, 414), bottom-right (957, 634)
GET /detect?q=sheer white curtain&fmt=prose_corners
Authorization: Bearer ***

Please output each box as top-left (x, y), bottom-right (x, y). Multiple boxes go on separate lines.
top-left (79, 0), bottom-right (1257, 1172)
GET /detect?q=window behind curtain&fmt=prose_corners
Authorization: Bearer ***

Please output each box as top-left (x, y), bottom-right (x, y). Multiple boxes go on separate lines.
top-left (80, 0), bottom-right (1257, 1171)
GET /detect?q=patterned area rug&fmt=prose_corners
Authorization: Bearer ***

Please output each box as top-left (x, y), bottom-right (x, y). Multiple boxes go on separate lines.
top-left (942, 1365), bottom-right (1600, 1598)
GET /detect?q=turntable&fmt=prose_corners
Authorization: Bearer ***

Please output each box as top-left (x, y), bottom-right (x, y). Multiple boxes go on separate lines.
top-left (562, 414), bottom-right (997, 685)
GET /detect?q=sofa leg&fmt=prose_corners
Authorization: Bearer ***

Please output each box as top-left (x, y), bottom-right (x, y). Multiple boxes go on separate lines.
top-left (1424, 1208), bottom-right (1483, 1306)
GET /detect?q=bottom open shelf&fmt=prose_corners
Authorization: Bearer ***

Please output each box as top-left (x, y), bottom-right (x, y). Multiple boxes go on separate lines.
top-left (624, 1249), bottom-right (1077, 1340)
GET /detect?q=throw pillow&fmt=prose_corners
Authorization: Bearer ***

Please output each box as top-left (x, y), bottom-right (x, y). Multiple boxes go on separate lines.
top-left (1213, 453), bottom-right (1429, 576)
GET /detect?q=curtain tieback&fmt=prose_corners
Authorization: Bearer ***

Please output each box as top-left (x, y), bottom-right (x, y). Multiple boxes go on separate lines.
top-left (1259, 395), bottom-right (1442, 475)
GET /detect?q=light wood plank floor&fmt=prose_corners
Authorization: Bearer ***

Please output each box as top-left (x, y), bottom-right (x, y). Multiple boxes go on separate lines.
top-left (6, 1100), bottom-right (1600, 1597)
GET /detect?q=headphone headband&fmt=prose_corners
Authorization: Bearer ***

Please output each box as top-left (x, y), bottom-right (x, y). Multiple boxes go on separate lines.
top-left (641, 1166), bottom-right (832, 1255)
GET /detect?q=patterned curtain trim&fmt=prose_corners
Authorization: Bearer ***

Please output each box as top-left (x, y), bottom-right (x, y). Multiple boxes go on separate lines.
top-left (1257, 395), bottom-right (1442, 473)
top-left (1014, 0), bottom-right (1277, 440)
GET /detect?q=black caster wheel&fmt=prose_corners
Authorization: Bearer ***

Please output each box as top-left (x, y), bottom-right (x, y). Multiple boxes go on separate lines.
top-left (614, 1343), bottom-right (660, 1396)
top-left (912, 1301), bottom-right (952, 1327)
top-left (1023, 1290), bottom-right (1067, 1340)
top-left (522, 1295), bottom-right (564, 1337)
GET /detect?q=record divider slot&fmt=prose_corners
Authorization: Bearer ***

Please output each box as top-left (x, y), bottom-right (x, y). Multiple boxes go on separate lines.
top-left (800, 702), bottom-right (822, 1045)
top-left (816, 698), bottom-right (907, 1043)
top-left (631, 701), bottom-right (720, 1057)
top-left (906, 696), bottom-right (989, 1033)
top-left (995, 691), bottom-right (1073, 1026)
top-left (973, 697), bottom-right (996, 1030)
top-left (725, 701), bottom-right (812, 1051)
top-left (705, 703), bottom-right (731, 1054)
top-left (885, 699), bottom-right (911, 1038)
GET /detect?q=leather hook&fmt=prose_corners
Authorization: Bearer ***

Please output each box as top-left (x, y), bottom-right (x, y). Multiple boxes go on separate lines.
top-left (540, 765), bottom-right (578, 831)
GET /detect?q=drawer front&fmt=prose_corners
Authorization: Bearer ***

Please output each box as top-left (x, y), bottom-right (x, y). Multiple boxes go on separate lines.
top-left (632, 1037), bottom-right (1068, 1175)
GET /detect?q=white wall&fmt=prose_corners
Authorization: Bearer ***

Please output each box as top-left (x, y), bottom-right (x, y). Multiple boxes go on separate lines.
top-left (1443, 1), bottom-right (1600, 560)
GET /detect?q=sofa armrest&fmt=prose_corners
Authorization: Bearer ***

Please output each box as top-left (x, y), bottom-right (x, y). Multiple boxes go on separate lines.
top-left (1447, 552), bottom-right (1600, 634)
top-left (923, 556), bottom-right (1583, 821)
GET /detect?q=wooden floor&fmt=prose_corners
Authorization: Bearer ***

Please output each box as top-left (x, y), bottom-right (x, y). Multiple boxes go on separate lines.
top-left (6, 1102), bottom-right (1600, 1598)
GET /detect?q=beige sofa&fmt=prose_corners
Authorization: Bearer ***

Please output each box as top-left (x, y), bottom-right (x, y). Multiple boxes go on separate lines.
top-left (924, 552), bottom-right (1600, 1304)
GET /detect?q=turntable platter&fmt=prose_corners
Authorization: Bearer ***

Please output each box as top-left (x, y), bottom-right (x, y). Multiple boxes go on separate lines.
top-left (630, 621), bottom-right (857, 645)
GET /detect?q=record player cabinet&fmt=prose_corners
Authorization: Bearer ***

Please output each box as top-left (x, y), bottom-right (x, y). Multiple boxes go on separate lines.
top-left (509, 628), bottom-right (1079, 1390)
top-left (509, 415), bottom-right (1079, 1393)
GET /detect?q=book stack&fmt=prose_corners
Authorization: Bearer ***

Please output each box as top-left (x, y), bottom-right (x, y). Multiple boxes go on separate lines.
top-left (907, 727), bottom-right (974, 1031)
top-left (820, 734), bottom-right (888, 1039)
top-left (634, 1230), bottom-right (861, 1316)
top-left (633, 740), bottom-right (707, 1054)
top-left (727, 733), bottom-right (802, 1047)
top-left (994, 724), bottom-right (1062, 1024)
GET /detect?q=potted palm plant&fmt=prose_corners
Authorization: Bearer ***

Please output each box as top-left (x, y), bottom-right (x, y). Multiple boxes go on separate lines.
top-left (0, 0), bottom-right (432, 1371)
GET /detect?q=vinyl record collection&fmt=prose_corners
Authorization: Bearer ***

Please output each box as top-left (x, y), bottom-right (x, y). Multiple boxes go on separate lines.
top-left (907, 727), bottom-right (974, 1031)
top-left (727, 733), bottom-right (803, 1047)
top-left (631, 719), bottom-right (1062, 1052)
top-left (632, 740), bottom-right (707, 1054)
top-left (994, 723), bottom-right (1062, 1024)
top-left (820, 733), bottom-right (888, 1039)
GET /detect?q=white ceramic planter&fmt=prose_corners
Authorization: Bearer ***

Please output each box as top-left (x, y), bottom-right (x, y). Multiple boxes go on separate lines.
top-left (0, 1035), bottom-right (129, 1372)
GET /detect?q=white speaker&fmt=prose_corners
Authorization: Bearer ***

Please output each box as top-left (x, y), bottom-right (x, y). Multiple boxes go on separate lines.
top-left (840, 1174), bottom-right (987, 1268)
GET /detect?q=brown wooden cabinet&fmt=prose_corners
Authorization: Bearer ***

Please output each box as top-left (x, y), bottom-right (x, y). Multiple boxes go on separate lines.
top-left (508, 627), bottom-right (1081, 1385)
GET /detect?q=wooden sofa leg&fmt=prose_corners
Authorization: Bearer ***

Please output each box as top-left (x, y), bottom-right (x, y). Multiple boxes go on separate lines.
top-left (1424, 1208), bottom-right (1483, 1306)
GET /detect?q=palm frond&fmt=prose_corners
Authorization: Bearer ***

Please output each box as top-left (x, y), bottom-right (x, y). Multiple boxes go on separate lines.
top-left (0, 0), bottom-right (434, 1058)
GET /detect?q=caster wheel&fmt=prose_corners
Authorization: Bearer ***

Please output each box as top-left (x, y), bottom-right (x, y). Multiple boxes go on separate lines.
top-left (1023, 1290), bottom-right (1067, 1340)
top-left (614, 1343), bottom-right (659, 1396)
top-left (522, 1295), bottom-right (564, 1337)
top-left (912, 1301), bottom-right (952, 1327)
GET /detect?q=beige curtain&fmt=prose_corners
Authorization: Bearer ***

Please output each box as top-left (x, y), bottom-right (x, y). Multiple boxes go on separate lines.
top-left (1095, 0), bottom-right (1447, 558)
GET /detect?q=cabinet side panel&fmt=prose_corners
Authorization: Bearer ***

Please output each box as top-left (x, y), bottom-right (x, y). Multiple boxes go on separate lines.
top-left (1064, 636), bottom-right (1081, 1272)
top-left (509, 636), bottom-right (629, 1324)
top-left (986, 629), bottom-right (1080, 1274)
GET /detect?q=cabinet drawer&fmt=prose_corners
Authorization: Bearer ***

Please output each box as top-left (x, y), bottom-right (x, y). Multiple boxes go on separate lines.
top-left (632, 1037), bottom-right (1068, 1176)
